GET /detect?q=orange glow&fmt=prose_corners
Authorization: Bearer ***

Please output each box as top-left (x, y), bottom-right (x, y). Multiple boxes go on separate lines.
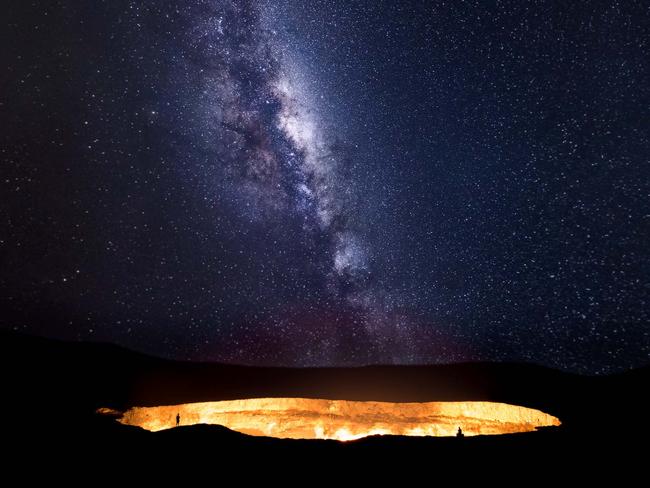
top-left (102, 398), bottom-right (560, 441)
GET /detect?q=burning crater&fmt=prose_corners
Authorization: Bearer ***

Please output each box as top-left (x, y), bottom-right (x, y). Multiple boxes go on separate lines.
top-left (102, 398), bottom-right (560, 441)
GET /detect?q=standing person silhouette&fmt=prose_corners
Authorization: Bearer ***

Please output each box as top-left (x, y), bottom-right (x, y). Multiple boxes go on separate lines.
top-left (176, 413), bottom-right (180, 427)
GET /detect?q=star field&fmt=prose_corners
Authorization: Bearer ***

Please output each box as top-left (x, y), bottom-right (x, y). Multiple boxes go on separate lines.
top-left (1, 1), bottom-right (648, 373)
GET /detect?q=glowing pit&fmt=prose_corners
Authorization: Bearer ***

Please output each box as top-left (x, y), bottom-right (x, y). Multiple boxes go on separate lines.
top-left (102, 398), bottom-right (560, 441)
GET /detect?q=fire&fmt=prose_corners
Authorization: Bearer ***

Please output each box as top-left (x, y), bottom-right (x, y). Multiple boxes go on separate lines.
top-left (103, 398), bottom-right (560, 441)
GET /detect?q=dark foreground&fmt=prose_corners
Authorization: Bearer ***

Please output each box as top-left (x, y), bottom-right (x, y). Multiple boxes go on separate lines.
top-left (3, 331), bottom-right (648, 477)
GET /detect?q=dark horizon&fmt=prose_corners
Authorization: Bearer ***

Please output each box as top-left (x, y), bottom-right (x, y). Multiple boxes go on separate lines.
top-left (1, 1), bottom-right (648, 374)
top-left (4, 311), bottom-right (650, 377)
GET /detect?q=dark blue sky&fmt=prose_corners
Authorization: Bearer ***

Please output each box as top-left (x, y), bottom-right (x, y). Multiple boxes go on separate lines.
top-left (1, 0), bottom-right (648, 373)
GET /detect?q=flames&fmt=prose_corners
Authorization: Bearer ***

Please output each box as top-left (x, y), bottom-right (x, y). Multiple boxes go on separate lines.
top-left (104, 398), bottom-right (560, 441)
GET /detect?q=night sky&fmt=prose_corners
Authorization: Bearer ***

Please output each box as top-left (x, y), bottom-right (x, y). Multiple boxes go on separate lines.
top-left (1, 1), bottom-right (648, 373)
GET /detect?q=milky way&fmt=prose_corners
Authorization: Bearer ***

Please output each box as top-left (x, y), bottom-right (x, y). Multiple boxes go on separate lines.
top-left (176, 1), bottom-right (396, 361)
top-left (1, 1), bottom-right (648, 373)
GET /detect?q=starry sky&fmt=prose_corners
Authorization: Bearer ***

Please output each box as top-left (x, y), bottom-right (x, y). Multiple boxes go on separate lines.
top-left (1, 1), bottom-right (648, 373)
